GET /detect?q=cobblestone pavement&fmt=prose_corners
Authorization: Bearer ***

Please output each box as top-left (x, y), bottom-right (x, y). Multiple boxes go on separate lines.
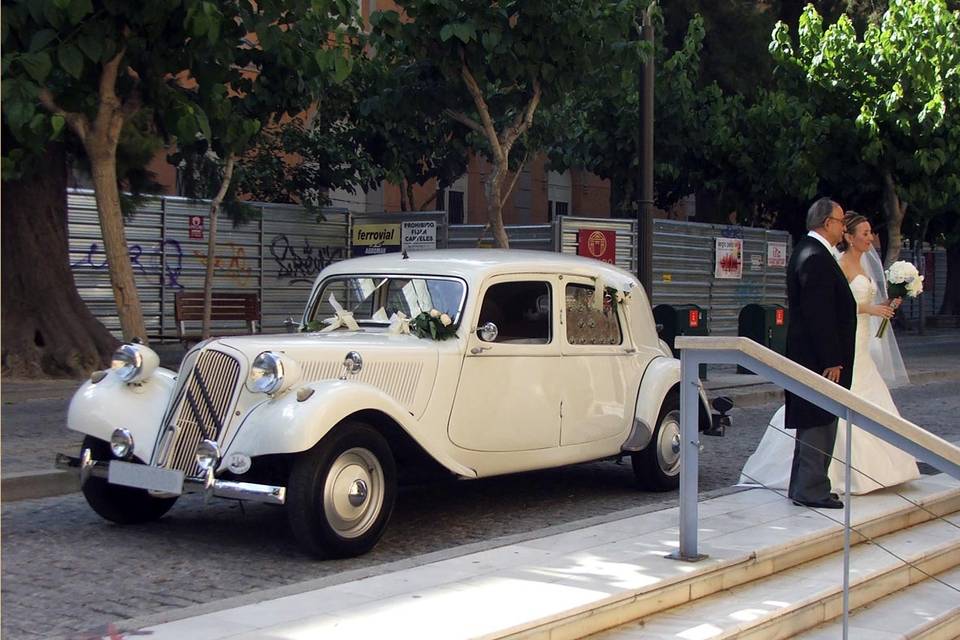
top-left (2, 380), bottom-right (82, 474)
top-left (3, 379), bottom-right (958, 640)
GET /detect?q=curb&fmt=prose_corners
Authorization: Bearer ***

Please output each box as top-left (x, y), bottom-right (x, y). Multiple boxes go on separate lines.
top-left (1, 469), bottom-right (77, 502)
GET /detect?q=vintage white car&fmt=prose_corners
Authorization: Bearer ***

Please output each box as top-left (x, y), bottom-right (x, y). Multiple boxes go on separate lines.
top-left (58, 250), bottom-right (716, 558)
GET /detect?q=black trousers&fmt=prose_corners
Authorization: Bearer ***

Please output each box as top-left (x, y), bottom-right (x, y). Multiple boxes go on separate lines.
top-left (788, 419), bottom-right (838, 502)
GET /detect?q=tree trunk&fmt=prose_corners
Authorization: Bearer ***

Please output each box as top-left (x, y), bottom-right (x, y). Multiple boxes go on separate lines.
top-left (486, 158), bottom-right (510, 248)
top-left (1, 144), bottom-right (118, 378)
top-left (86, 142), bottom-right (149, 343)
top-left (202, 154), bottom-right (237, 340)
top-left (941, 239), bottom-right (960, 315)
top-left (881, 170), bottom-right (906, 267)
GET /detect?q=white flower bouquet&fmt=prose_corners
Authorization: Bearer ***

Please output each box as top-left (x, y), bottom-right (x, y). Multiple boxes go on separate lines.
top-left (411, 308), bottom-right (457, 340)
top-left (876, 260), bottom-right (924, 338)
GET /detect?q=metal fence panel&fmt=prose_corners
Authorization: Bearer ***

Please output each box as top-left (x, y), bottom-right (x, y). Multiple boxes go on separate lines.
top-left (68, 190), bottom-right (349, 341)
top-left (651, 219), bottom-right (792, 336)
top-left (558, 216), bottom-right (638, 274)
top-left (447, 223), bottom-right (556, 251)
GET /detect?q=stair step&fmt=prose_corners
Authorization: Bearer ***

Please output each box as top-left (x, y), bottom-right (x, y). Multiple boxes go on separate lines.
top-left (588, 514), bottom-right (960, 640)
top-left (796, 565), bottom-right (960, 640)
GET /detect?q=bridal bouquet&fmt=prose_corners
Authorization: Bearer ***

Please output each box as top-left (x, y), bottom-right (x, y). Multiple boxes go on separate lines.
top-left (876, 260), bottom-right (924, 338)
top-left (411, 308), bottom-right (457, 340)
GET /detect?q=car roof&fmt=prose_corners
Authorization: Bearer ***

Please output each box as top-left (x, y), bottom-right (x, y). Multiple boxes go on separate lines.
top-left (320, 249), bottom-right (639, 288)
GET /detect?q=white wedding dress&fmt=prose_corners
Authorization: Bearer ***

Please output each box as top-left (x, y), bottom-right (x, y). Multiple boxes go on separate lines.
top-left (739, 274), bottom-right (920, 495)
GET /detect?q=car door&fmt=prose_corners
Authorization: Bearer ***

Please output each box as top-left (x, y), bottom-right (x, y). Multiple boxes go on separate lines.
top-left (448, 275), bottom-right (561, 452)
top-left (558, 277), bottom-right (638, 446)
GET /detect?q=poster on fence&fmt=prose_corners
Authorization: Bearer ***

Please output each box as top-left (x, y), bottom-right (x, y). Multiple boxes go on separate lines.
top-left (767, 241), bottom-right (788, 268)
top-left (715, 237), bottom-right (743, 279)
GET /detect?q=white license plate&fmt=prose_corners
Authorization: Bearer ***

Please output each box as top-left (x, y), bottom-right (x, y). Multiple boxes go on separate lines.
top-left (108, 461), bottom-right (184, 495)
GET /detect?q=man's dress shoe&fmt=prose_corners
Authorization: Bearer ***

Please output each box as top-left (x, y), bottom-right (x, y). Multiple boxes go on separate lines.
top-left (792, 496), bottom-right (844, 509)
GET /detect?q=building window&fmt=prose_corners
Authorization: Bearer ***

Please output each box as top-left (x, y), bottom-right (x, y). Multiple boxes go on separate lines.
top-left (448, 190), bottom-right (465, 224)
top-left (555, 201), bottom-right (569, 217)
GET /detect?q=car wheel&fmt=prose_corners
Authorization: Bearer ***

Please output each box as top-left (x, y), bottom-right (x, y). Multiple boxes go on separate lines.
top-left (287, 422), bottom-right (397, 558)
top-left (632, 392), bottom-right (681, 491)
top-left (80, 436), bottom-right (178, 524)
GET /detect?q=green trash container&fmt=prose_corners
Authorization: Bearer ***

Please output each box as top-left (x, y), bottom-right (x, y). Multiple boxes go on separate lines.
top-left (653, 304), bottom-right (708, 379)
top-left (737, 303), bottom-right (788, 374)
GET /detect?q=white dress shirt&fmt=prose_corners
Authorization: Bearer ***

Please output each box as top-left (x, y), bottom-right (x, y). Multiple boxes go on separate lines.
top-left (808, 230), bottom-right (840, 260)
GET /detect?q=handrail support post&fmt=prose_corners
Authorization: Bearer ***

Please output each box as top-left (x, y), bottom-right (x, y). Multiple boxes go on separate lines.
top-left (670, 348), bottom-right (708, 562)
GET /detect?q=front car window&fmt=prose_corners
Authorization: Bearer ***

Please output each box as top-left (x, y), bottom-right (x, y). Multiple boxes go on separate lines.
top-left (308, 276), bottom-right (466, 326)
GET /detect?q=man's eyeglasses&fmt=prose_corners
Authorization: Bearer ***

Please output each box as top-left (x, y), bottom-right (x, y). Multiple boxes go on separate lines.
top-left (825, 215), bottom-right (844, 225)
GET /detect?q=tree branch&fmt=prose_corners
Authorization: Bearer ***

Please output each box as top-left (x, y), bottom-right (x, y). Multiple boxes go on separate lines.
top-left (458, 54), bottom-right (504, 161)
top-left (37, 89), bottom-right (90, 141)
top-left (93, 48), bottom-right (128, 144)
top-left (443, 108), bottom-right (484, 135)
top-left (501, 78), bottom-right (542, 152)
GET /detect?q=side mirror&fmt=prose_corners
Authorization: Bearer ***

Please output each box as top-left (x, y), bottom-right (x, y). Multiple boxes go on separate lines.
top-left (477, 322), bottom-right (499, 342)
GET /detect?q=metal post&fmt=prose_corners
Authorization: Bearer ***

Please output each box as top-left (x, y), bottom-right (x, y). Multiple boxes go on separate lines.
top-left (842, 410), bottom-right (853, 640)
top-left (637, 1), bottom-right (655, 295)
top-left (671, 348), bottom-right (706, 561)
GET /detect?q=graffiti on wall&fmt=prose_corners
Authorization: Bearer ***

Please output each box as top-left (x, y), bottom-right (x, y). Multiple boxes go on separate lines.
top-left (192, 242), bottom-right (254, 287)
top-left (72, 239), bottom-right (185, 290)
top-left (269, 234), bottom-right (346, 284)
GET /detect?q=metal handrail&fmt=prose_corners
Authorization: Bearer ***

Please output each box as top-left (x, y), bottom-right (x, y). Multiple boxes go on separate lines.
top-left (672, 336), bottom-right (960, 640)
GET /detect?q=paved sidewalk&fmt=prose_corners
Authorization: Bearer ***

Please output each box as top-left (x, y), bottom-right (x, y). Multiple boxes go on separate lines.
top-left (2, 330), bottom-right (958, 501)
top-left (118, 474), bottom-right (960, 640)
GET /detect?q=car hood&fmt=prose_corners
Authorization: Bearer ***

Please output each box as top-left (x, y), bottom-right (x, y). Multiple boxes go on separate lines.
top-left (214, 330), bottom-right (451, 417)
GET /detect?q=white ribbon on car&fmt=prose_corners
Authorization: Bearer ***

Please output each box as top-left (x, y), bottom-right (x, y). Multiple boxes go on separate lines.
top-left (388, 311), bottom-right (411, 335)
top-left (321, 294), bottom-right (360, 332)
top-left (592, 276), bottom-right (607, 310)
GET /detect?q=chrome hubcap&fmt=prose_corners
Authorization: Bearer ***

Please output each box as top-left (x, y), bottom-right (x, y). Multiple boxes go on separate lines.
top-left (657, 410), bottom-right (682, 476)
top-left (323, 447), bottom-right (383, 539)
top-left (348, 479), bottom-right (368, 507)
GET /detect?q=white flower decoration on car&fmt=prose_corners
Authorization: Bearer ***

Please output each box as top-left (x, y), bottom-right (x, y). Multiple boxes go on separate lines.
top-left (321, 294), bottom-right (360, 332)
top-left (429, 308), bottom-right (441, 318)
top-left (388, 311), bottom-right (411, 335)
top-left (440, 313), bottom-right (452, 327)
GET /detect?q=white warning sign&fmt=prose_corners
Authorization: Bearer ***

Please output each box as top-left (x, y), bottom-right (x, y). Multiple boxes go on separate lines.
top-left (402, 221), bottom-right (437, 252)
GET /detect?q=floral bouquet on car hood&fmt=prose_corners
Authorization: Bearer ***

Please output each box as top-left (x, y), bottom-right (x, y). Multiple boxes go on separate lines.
top-left (411, 308), bottom-right (457, 340)
top-left (876, 260), bottom-right (924, 338)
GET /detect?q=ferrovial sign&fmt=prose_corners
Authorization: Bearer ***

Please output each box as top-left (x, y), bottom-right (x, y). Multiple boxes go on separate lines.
top-left (352, 224), bottom-right (400, 257)
top-left (402, 221), bottom-right (437, 252)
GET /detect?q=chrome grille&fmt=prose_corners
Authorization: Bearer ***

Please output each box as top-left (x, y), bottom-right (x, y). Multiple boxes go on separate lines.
top-left (165, 350), bottom-right (240, 478)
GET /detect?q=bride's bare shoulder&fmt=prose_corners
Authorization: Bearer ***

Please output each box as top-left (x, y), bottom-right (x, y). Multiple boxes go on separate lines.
top-left (838, 253), bottom-right (862, 283)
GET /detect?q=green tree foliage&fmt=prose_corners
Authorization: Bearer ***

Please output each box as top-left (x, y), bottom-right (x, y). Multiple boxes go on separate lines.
top-left (771, 0), bottom-right (960, 264)
top-left (370, 0), bottom-right (644, 247)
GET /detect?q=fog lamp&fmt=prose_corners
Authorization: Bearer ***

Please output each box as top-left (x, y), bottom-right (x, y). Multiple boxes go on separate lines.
top-left (196, 439), bottom-right (221, 471)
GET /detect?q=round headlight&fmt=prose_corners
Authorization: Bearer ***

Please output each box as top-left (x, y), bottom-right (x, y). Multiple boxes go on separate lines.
top-left (196, 439), bottom-right (221, 471)
top-left (248, 351), bottom-right (285, 394)
top-left (110, 343), bottom-right (159, 383)
top-left (111, 344), bottom-right (143, 382)
top-left (110, 428), bottom-right (134, 458)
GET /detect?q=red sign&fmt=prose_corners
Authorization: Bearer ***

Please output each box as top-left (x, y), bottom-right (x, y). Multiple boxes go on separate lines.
top-left (775, 308), bottom-right (785, 326)
top-left (577, 229), bottom-right (616, 264)
top-left (688, 309), bottom-right (699, 328)
top-left (189, 215), bottom-right (204, 240)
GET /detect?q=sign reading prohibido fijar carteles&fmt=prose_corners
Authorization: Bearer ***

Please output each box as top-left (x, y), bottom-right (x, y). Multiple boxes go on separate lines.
top-left (352, 224), bottom-right (401, 257)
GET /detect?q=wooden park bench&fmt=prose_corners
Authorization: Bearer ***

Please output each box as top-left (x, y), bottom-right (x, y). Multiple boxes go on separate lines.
top-left (174, 291), bottom-right (260, 345)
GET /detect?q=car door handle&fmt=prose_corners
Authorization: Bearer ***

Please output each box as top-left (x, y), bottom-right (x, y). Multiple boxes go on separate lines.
top-left (470, 346), bottom-right (492, 355)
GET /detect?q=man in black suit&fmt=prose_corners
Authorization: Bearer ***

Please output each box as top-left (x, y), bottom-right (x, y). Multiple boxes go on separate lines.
top-left (785, 198), bottom-right (857, 509)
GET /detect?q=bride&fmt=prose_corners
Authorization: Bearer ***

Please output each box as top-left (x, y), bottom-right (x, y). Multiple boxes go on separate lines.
top-left (740, 212), bottom-right (920, 495)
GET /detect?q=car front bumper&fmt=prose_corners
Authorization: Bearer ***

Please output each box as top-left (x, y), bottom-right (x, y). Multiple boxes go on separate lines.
top-left (55, 449), bottom-right (286, 505)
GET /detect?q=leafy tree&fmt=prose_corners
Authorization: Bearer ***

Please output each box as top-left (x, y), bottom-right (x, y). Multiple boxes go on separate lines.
top-left (159, 0), bottom-right (361, 338)
top-left (770, 0), bottom-right (960, 265)
top-left (0, 1), bottom-right (212, 343)
top-left (370, 0), bottom-right (644, 248)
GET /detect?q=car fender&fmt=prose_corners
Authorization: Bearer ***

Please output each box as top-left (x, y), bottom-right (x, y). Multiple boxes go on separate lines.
top-left (66, 369), bottom-right (178, 463)
top-left (624, 356), bottom-right (711, 451)
top-left (224, 380), bottom-right (476, 478)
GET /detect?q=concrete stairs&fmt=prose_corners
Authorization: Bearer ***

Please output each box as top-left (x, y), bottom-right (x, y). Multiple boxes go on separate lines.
top-left (495, 479), bottom-right (960, 640)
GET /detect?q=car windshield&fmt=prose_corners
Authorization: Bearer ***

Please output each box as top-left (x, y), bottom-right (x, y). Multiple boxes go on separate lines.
top-left (309, 276), bottom-right (466, 326)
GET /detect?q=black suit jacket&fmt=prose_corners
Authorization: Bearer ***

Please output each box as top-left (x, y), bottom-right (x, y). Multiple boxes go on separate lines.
top-left (784, 235), bottom-right (857, 429)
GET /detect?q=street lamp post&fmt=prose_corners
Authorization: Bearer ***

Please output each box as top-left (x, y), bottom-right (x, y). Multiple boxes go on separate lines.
top-left (638, 1), bottom-right (655, 294)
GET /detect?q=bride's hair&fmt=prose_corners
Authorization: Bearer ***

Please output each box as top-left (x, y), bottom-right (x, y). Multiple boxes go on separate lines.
top-left (838, 211), bottom-right (869, 252)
